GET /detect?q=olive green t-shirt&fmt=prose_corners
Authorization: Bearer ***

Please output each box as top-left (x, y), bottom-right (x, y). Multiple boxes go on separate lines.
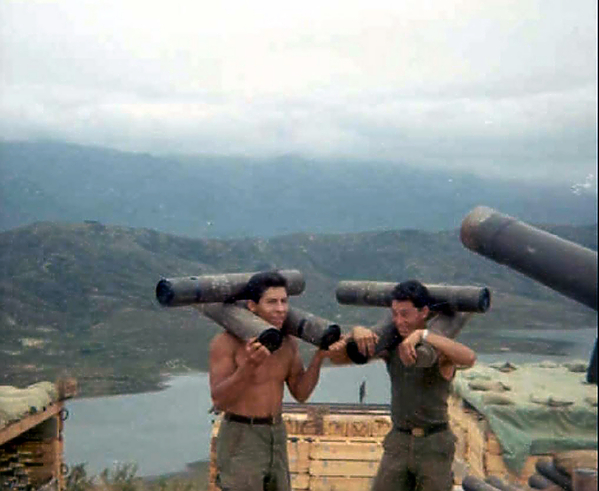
top-left (385, 345), bottom-right (451, 428)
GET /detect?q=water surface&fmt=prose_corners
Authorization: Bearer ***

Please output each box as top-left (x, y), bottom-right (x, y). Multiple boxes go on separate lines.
top-left (64, 327), bottom-right (596, 477)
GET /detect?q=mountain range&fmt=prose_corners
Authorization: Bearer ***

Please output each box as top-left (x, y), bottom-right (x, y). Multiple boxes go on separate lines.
top-left (1, 140), bottom-right (596, 239)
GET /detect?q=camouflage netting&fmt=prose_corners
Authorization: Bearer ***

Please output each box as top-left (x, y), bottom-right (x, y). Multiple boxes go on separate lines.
top-left (453, 361), bottom-right (597, 473)
top-left (0, 382), bottom-right (59, 430)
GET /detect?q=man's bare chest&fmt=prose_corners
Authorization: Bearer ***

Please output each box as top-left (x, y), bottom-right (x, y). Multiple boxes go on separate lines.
top-left (235, 349), bottom-right (290, 384)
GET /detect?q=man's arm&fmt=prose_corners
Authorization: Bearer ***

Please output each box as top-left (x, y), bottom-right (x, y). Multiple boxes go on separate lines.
top-left (399, 329), bottom-right (476, 379)
top-left (327, 326), bottom-right (387, 365)
top-left (326, 336), bottom-right (354, 365)
top-left (209, 334), bottom-right (270, 410)
top-left (286, 338), bottom-right (327, 403)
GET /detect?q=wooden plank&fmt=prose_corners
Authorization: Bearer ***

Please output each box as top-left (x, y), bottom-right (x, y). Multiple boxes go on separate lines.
top-left (288, 439), bottom-right (310, 473)
top-left (309, 459), bottom-right (379, 477)
top-left (310, 440), bottom-right (383, 461)
top-left (291, 472), bottom-right (310, 489)
top-left (55, 415), bottom-right (64, 491)
top-left (371, 416), bottom-right (392, 436)
top-left (323, 415), bottom-right (372, 437)
top-left (310, 475), bottom-right (373, 491)
top-left (486, 434), bottom-right (503, 455)
top-left (0, 402), bottom-right (62, 446)
top-left (284, 414), bottom-right (310, 435)
top-left (314, 436), bottom-right (381, 444)
top-left (485, 453), bottom-right (509, 475)
top-left (282, 402), bottom-right (390, 415)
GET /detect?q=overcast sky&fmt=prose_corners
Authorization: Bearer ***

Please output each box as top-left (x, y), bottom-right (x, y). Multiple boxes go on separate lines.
top-left (1, 0), bottom-right (597, 187)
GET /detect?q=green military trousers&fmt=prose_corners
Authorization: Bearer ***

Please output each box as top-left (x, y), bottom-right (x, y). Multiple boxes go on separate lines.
top-left (215, 419), bottom-right (291, 491)
top-left (371, 427), bottom-right (456, 491)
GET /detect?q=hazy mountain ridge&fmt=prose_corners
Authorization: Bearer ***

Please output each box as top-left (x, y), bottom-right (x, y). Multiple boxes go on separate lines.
top-left (0, 220), bottom-right (596, 396)
top-left (1, 140), bottom-right (597, 239)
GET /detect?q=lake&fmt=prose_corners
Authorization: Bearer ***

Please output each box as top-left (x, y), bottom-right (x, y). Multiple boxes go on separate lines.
top-left (64, 328), bottom-right (597, 477)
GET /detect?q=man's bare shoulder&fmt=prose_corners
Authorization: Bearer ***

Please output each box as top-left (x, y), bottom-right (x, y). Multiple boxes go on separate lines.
top-left (272, 335), bottom-right (299, 364)
top-left (280, 334), bottom-right (300, 352)
top-left (210, 331), bottom-right (243, 352)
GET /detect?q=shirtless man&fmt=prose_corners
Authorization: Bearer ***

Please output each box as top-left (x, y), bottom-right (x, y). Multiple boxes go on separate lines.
top-left (209, 271), bottom-right (328, 491)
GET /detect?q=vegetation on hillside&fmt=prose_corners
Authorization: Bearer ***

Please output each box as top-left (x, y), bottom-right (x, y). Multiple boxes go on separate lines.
top-left (1, 221), bottom-right (596, 396)
top-left (66, 463), bottom-right (209, 491)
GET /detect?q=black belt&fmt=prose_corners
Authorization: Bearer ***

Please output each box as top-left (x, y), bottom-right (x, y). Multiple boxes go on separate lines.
top-left (224, 413), bottom-right (281, 425)
top-left (396, 422), bottom-right (448, 437)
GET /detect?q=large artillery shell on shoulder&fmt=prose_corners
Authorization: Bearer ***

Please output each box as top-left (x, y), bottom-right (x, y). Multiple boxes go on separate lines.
top-left (336, 281), bottom-right (490, 312)
top-left (156, 269), bottom-right (305, 307)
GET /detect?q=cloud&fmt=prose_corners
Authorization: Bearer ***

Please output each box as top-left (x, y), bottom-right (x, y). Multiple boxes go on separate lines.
top-left (1, 0), bottom-right (597, 183)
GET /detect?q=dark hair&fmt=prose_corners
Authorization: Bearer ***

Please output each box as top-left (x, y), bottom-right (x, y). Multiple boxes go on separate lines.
top-left (244, 271), bottom-right (288, 303)
top-left (391, 280), bottom-right (430, 309)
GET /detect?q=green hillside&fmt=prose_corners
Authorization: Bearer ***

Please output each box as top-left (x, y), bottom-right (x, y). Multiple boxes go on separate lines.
top-left (1, 221), bottom-right (596, 396)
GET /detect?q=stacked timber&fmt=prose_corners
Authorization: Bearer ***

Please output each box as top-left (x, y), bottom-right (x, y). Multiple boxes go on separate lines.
top-left (208, 403), bottom-right (391, 491)
top-left (0, 379), bottom-right (77, 491)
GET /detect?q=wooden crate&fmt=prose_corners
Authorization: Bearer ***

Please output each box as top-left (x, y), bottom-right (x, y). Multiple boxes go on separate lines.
top-left (309, 459), bottom-right (379, 477)
top-left (291, 472), bottom-right (310, 489)
top-left (288, 439), bottom-right (311, 473)
top-left (286, 405), bottom-right (388, 490)
top-left (310, 438), bottom-right (383, 462)
top-left (309, 476), bottom-right (373, 491)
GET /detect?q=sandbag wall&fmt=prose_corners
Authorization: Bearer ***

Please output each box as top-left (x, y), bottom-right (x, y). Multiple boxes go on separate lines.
top-left (208, 403), bottom-right (392, 491)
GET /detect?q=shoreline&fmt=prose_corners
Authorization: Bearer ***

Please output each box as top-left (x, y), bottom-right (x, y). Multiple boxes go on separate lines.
top-left (69, 326), bottom-right (597, 399)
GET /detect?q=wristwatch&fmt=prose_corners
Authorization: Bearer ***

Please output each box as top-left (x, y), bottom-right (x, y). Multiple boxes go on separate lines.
top-left (421, 329), bottom-right (429, 342)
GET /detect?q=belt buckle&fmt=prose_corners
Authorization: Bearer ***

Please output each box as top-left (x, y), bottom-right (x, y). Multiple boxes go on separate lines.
top-left (411, 427), bottom-right (425, 437)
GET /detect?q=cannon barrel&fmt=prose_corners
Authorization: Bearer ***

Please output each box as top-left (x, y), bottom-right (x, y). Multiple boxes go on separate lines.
top-left (460, 206), bottom-right (597, 311)
top-left (528, 473), bottom-right (555, 490)
top-left (462, 475), bottom-right (506, 491)
top-left (197, 303), bottom-right (284, 352)
top-left (198, 303), bottom-right (340, 351)
top-left (282, 307), bottom-right (341, 350)
top-left (336, 281), bottom-right (490, 312)
top-left (156, 269), bottom-right (305, 307)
